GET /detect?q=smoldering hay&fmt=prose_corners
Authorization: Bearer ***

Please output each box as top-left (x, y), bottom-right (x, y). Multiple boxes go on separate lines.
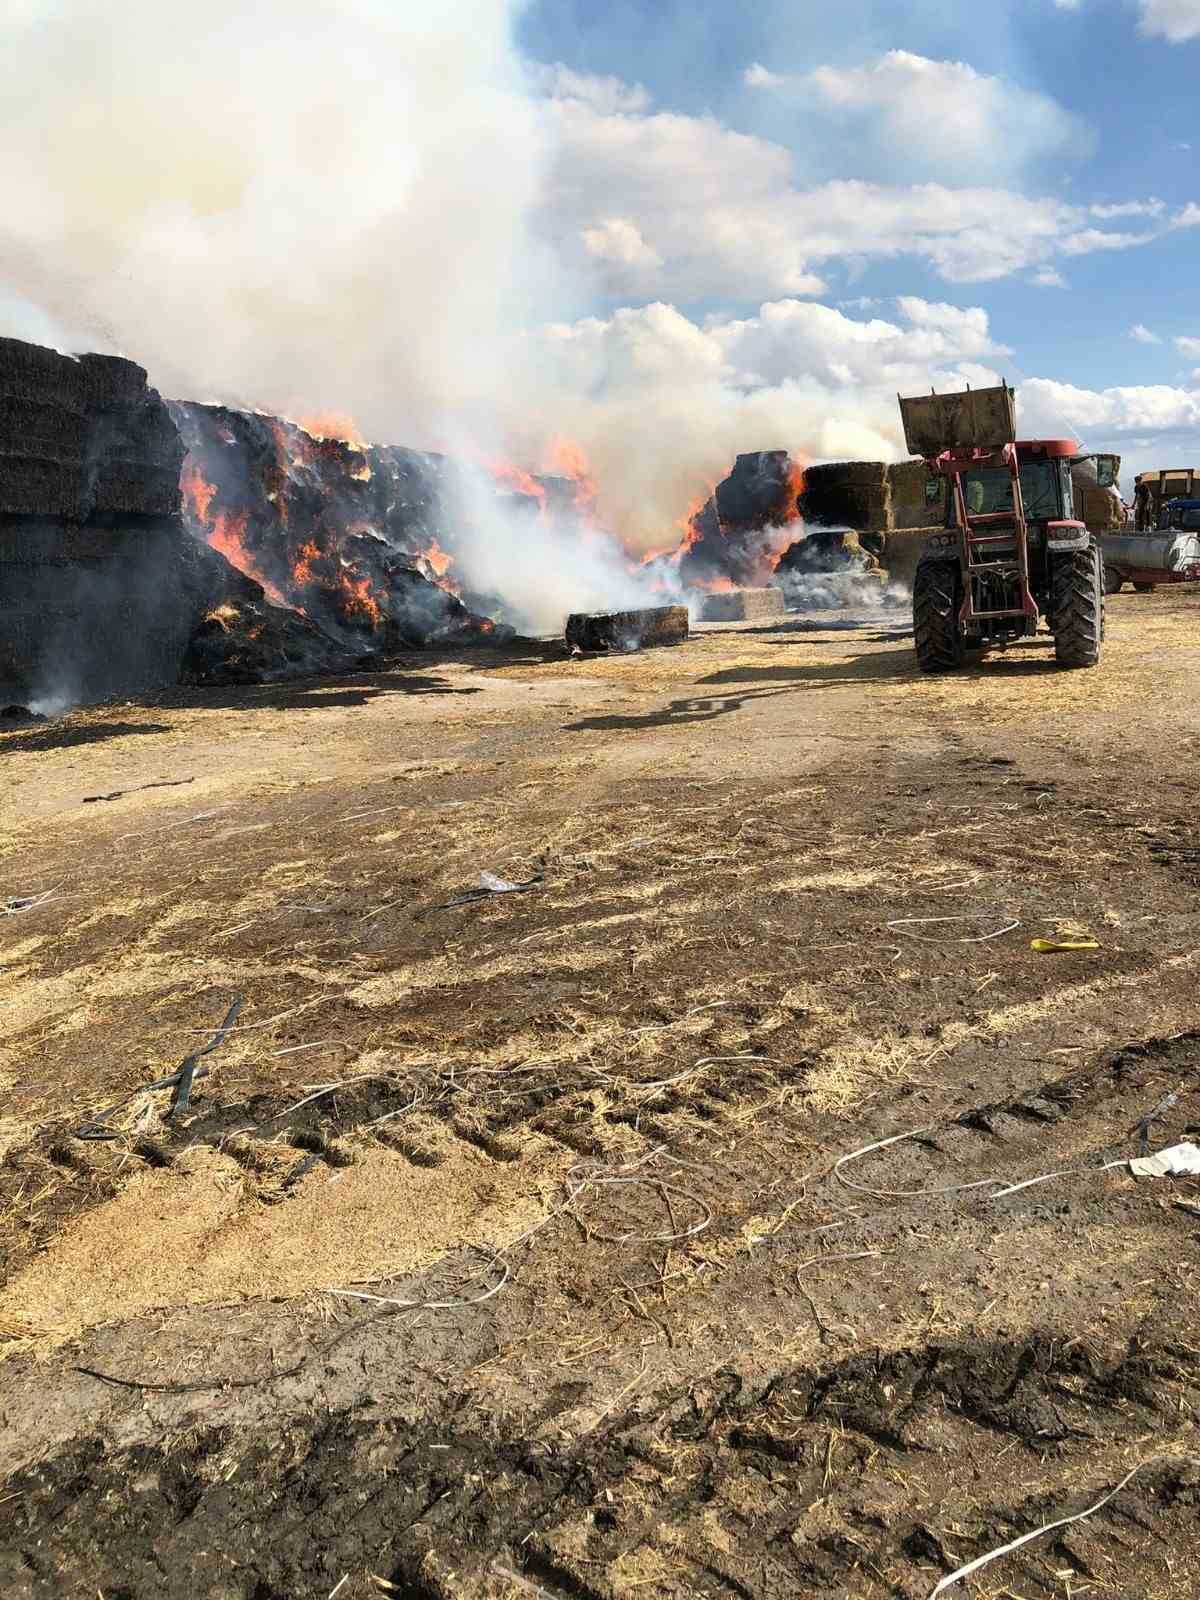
top-left (0, 0), bottom-right (1004, 620)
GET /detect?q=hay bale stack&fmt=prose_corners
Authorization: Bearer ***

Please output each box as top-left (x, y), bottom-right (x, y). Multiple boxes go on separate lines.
top-left (0, 339), bottom-right (181, 521)
top-left (0, 337), bottom-right (89, 518)
top-left (79, 353), bottom-right (183, 518)
top-left (700, 587), bottom-right (786, 622)
top-left (566, 605), bottom-right (688, 653)
top-left (800, 461), bottom-right (890, 531)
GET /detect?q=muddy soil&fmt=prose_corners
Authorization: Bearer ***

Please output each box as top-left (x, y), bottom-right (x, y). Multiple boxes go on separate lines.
top-left (1, 591), bottom-right (1199, 1598)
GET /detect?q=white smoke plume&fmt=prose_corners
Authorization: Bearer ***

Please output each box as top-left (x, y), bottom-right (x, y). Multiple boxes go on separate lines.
top-left (0, 0), bottom-right (553, 441)
top-left (0, 1), bottom-right (1007, 619)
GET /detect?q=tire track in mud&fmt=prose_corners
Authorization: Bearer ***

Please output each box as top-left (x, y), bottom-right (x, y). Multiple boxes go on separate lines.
top-left (3, 1319), bottom-right (1197, 1599)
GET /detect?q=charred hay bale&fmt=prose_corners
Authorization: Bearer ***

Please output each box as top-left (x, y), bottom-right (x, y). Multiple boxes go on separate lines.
top-left (82, 357), bottom-right (184, 518)
top-left (715, 450), bottom-right (796, 529)
top-left (0, 338), bottom-right (184, 520)
top-left (0, 337), bottom-right (87, 412)
top-left (180, 597), bottom-right (360, 687)
top-left (700, 586), bottom-right (786, 621)
top-left (78, 352), bottom-right (150, 409)
top-left (0, 341), bottom-right (90, 517)
top-left (0, 396), bottom-right (88, 461)
top-left (566, 605), bottom-right (688, 653)
top-left (0, 455), bottom-right (86, 519)
top-left (776, 528), bottom-right (876, 576)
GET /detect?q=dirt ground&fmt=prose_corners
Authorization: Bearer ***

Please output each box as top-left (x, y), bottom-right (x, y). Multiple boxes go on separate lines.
top-left (1, 590), bottom-right (1199, 1600)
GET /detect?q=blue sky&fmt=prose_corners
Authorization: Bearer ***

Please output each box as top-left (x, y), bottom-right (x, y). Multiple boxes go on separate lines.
top-left (515, 0), bottom-right (1200, 475)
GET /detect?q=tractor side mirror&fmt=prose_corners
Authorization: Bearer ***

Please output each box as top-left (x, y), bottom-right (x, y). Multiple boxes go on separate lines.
top-left (1094, 454), bottom-right (1119, 490)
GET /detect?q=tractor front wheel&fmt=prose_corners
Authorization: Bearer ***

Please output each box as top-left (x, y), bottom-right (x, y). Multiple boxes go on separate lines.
top-left (913, 558), bottom-right (964, 673)
top-left (1051, 540), bottom-right (1103, 669)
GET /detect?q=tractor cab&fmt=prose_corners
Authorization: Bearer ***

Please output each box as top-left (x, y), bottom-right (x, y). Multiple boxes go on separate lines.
top-left (947, 441), bottom-right (1075, 534)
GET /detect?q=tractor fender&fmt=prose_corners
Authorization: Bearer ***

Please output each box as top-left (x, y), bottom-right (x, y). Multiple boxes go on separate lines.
top-left (1045, 519), bottom-right (1090, 552)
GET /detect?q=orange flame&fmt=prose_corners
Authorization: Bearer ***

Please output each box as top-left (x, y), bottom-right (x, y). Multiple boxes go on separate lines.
top-left (424, 536), bottom-right (453, 577)
top-left (490, 460), bottom-right (548, 515)
top-left (339, 566), bottom-right (383, 626)
top-left (182, 462), bottom-right (216, 525)
top-left (293, 539), bottom-right (321, 587)
top-left (182, 458), bottom-right (289, 607)
top-left (298, 411), bottom-right (369, 451)
top-left (642, 484), bottom-right (716, 567)
top-left (543, 436), bottom-right (600, 521)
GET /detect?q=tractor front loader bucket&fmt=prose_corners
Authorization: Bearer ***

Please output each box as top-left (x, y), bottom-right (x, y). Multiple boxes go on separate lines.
top-left (899, 385), bottom-right (1017, 459)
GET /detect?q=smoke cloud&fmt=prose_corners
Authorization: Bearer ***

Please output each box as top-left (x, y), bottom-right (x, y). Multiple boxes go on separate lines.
top-left (0, 0), bottom-right (555, 444)
top-left (0, 1), bottom-right (1009, 619)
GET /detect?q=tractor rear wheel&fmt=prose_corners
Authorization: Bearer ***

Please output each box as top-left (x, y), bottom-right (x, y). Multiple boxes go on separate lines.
top-left (913, 557), bottom-right (964, 673)
top-left (1052, 540), bottom-right (1103, 669)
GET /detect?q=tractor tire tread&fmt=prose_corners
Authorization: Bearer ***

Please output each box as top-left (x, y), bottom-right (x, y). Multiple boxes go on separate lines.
top-left (1052, 541), bottom-right (1103, 669)
top-left (912, 558), bottom-right (963, 673)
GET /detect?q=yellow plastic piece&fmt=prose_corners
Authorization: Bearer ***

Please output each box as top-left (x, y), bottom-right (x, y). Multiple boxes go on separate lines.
top-left (1030, 937), bottom-right (1101, 953)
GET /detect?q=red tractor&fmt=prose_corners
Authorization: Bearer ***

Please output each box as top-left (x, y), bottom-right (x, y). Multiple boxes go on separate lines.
top-left (900, 384), bottom-right (1112, 673)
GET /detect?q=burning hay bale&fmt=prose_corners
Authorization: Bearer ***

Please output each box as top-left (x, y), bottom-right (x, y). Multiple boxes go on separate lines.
top-left (699, 587), bottom-right (786, 622)
top-left (565, 605), bottom-right (689, 653)
top-left (181, 592), bottom-right (360, 688)
top-left (170, 402), bottom-right (505, 651)
top-left (678, 451), bottom-right (804, 591)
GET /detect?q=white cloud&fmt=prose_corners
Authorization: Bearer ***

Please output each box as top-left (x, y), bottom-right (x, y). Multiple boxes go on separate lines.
top-left (1090, 198), bottom-right (1165, 219)
top-left (1130, 323), bottom-right (1163, 344)
top-left (529, 63), bottom-right (651, 115)
top-left (1018, 378), bottom-right (1200, 443)
top-left (1053, 0), bottom-right (1082, 8)
top-left (1059, 227), bottom-right (1157, 254)
top-left (543, 69), bottom-right (1155, 300)
top-left (787, 50), bottom-right (1088, 184)
top-left (1172, 202), bottom-right (1200, 228)
top-left (1032, 267), bottom-right (1069, 287)
top-left (744, 62), bottom-right (784, 88)
top-left (1176, 336), bottom-right (1200, 358)
top-left (580, 218), bottom-right (663, 272)
top-left (1139, 0), bottom-right (1200, 41)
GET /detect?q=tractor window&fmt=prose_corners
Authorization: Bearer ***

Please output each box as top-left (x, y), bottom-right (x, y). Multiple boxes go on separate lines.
top-left (957, 461), bottom-right (1061, 522)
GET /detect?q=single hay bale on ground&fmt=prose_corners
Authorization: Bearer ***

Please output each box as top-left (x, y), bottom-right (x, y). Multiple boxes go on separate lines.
top-left (700, 587), bottom-right (786, 622)
top-left (566, 605), bottom-right (689, 653)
